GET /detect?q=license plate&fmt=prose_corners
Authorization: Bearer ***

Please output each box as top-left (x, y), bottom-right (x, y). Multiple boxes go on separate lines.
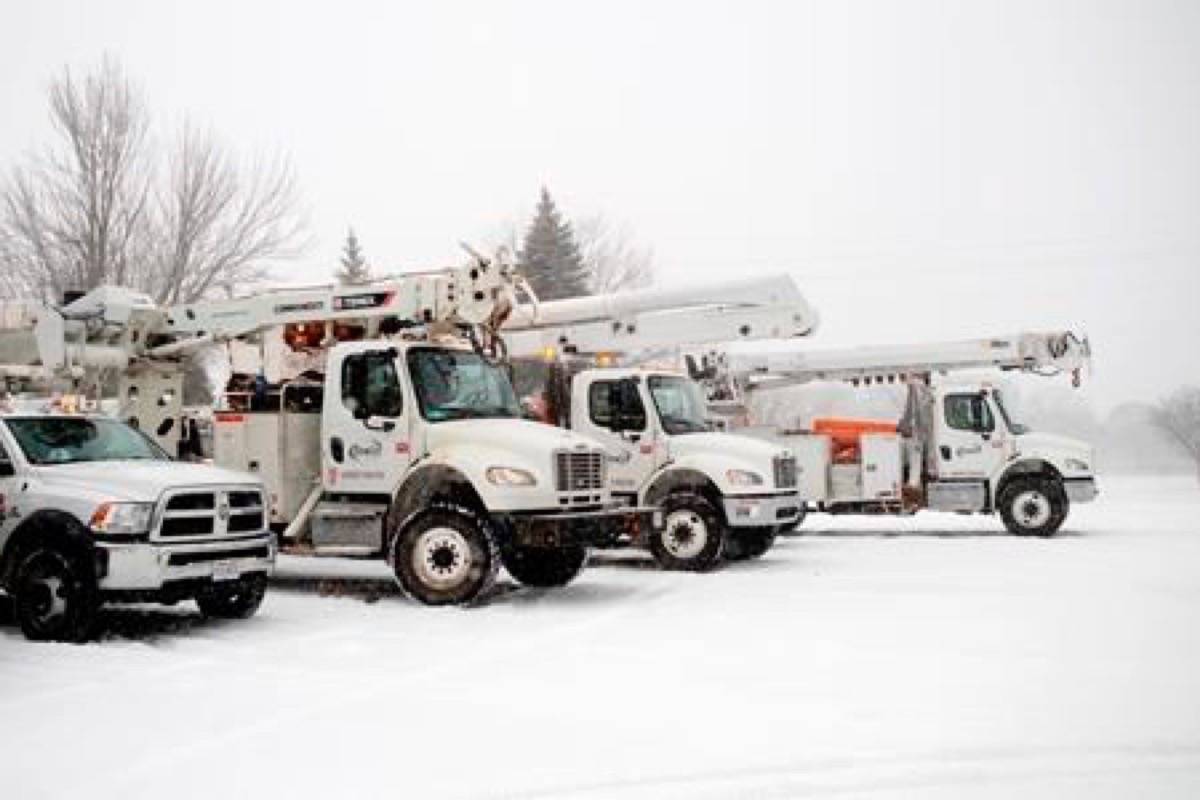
top-left (212, 561), bottom-right (241, 582)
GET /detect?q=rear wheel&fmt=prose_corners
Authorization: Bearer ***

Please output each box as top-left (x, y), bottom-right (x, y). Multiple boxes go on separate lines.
top-left (501, 544), bottom-right (588, 588)
top-left (197, 573), bottom-right (268, 619)
top-left (724, 526), bottom-right (778, 561)
top-left (13, 547), bottom-right (98, 642)
top-left (392, 506), bottom-right (499, 605)
top-left (649, 492), bottom-right (725, 571)
top-left (999, 477), bottom-right (1068, 537)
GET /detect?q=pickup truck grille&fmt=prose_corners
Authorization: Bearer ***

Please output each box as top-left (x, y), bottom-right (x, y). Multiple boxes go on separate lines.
top-left (555, 450), bottom-right (605, 492)
top-left (773, 455), bottom-right (798, 489)
top-left (157, 488), bottom-right (265, 540)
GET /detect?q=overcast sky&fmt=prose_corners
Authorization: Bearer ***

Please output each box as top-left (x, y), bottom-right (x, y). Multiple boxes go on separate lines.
top-left (1, 0), bottom-right (1197, 410)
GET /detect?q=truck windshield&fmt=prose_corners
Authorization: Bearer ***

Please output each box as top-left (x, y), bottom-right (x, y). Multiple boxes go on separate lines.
top-left (992, 390), bottom-right (1029, 434)
top-left (5, 417), bottom-right (168, 465)
top-left (407, 348), bottom-right (522, 422)
top-left (648, 376), bottom-right (711, 435)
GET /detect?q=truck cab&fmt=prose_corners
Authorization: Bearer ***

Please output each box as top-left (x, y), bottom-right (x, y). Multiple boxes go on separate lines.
top-left (517, 364), bottom-right (802, 567)
top-left (209, 338), bottom-right (654, 605)
top-left (0, 401), bottom-right (274, 641)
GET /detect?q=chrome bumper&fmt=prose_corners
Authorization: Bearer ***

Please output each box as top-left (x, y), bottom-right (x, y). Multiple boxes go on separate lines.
top-left (722, 492), bottom-right (803, 528)
top-left (98, 534), bottom-right (276, 590)
top-left (1064, 477), bottom-right (1099, 504)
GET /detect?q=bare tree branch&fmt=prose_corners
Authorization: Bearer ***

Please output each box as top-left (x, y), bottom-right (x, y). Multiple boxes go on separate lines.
top-left (575, 214), bottom-right (654, 294)
top-left (1153, 385), bottom-right (1200, 483)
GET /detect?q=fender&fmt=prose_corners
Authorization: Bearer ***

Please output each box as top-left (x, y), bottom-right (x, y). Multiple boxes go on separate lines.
top-left (642, 467), bottom-right (723, 510)
top-left (0, 509), bottom-right (97, 588)
top-left (643, 449), bottom-right (769, 502)
top-left (386, 463), bottom-right (484, 540)
top-left (993, 459), bottom-right (1063, 508)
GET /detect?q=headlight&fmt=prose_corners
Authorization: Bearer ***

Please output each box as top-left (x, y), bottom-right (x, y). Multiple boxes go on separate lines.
top-left (486, 466), bottom-right (537, 487)
top-left (726, 469), bottom-right (764, 487)
top-left (89, 502), bottom-right (154, 534)
top-left (1064, 458), bottom-right (1090, 473)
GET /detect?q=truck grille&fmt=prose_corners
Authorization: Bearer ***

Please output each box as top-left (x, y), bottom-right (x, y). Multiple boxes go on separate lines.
top-left (773, 455), bottom-right (798, 489)
top-left (555, 450), bottom-right (605, 492)
top-left (157, 488), bottom-right (266, 540)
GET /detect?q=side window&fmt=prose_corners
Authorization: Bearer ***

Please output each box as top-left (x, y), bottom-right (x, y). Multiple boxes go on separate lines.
top-left (589, 380), bottom-right (646, 431)
top-left (342, 353), bottom-right (404, 417)
top-left (0, 437), bottom-right (13, 476)
top-left (944, 394), bottom-right (994, 433)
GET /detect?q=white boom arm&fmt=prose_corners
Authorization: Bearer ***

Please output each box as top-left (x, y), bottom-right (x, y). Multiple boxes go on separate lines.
top-left (503, 274), bottom-right (818, 358)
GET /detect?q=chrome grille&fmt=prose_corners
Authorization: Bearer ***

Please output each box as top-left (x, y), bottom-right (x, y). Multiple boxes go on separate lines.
top-left (157, 487), bottom-right (265, 539)
top-left (773, 454), bottom-right (798, 489)
top-left (554, 449), bottom-right (605, 492)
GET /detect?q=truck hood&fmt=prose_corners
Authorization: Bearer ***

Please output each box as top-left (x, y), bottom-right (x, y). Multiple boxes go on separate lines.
top-left (424, 418), bottom-right (602, 457)
top-left (668, 432), bottom-right (789, 465)
top-left (1013, 432), bottom-right (1093, 464)
top-left (31, 460), bottom-right (260, 503)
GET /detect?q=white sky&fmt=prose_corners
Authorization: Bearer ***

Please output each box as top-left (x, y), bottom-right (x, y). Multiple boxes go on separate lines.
top-left (1, 0), bottom-right (1197, 410)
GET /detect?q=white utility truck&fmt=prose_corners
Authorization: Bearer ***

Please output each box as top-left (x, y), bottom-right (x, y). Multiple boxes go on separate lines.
top-left (689, 332), bottom-right (1098, 536)
top-left (0, 396), bottom-right (273, 641)
top-left (501, 275), bottom-right (821, 567)
top-left (43, 250), bottom-right (658, 605)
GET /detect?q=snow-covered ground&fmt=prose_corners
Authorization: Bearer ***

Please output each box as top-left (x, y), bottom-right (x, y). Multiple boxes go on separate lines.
top-left (2, 476), bottom-right (1198, 799)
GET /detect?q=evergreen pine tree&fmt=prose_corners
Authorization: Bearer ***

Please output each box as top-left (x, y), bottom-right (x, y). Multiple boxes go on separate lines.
top-left (336, 228), bottom-right (371, 285)
top-left (519, 187), bottom-right (591, 300)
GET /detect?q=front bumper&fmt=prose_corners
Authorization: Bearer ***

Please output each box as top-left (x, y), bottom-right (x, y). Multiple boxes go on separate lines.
top-left (96, 533), bottom-right (276, 591)
top-left (501, 505), bottom-right (663, 549)
top-left (722, 492), bottom-right (803, 528)
top-left (1064, 476), bottom-right (1099, 504)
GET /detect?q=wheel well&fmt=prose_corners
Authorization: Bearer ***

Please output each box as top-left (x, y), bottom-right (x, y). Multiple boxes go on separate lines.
top-left (995, 460), bottom-right (1063, 507)
top-left (0, 511), bottom-right (94, 589)
top-left (386, 465), bottom-right (486, 550)
top-left (644, 469), bottom-right (725, 519)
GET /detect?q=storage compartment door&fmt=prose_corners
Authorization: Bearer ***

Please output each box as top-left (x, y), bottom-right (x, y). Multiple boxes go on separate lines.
top-left (861, 433), bottom-right (902, 501)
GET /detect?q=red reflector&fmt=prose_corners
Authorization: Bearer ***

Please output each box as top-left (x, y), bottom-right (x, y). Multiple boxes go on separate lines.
top-left (215, 413), bottom-right (245, 423)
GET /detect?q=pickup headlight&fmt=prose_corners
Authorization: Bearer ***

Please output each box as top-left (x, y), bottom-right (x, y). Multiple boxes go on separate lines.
top-left (486, 466), bottom-right (537, 487)
top-left (1064, 458), bottom-right (1090, 473)
top-left (89, 502), bottom-right (154, 534)
top-left (726, 469), bottom-right (764, 487)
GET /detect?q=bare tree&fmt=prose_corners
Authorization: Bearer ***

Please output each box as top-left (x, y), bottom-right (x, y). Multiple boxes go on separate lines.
top-left (575, 214), bottom-right (654, 294)
top-left (1153, 385), bottom-right (1200, 483)
top-left (150, 126), bottom-right (307, 303)
top-left (0, 57), bottom-right (307, 305)
top-left (0, 57), bottom-right (151, 302)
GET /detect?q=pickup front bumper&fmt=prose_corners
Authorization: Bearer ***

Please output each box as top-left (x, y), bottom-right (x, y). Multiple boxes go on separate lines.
top-left (722, 492), bottom-right (804, 528)
top-left (501, 505), bottom-right (663, 549)
top-left (96, 533), bottom-right (276, 592)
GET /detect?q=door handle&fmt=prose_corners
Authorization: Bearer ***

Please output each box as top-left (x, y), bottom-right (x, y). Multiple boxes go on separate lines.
top-left (940, 445), bottom-right (951, 461)
top-left (330, 437), bottom-right (345, 463)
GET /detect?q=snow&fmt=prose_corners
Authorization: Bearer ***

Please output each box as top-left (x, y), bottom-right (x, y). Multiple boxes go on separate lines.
top-left (2, 476), bottom-right (1199, 799)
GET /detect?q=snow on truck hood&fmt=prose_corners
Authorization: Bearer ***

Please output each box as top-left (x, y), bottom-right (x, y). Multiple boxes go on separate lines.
top-left (31, 460), bottom-right (260, 503)
top-left (424, 418), bottom-right (602, 456)
top-left (669, 431), bottom-right (790, 463)
top-left (1014, 431), bottom-right (1094, 462)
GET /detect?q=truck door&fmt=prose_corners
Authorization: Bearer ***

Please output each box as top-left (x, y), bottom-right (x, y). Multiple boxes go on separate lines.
top-left (935, 391), bottom-right (1007, 479)
top-left (322, 349), bottom-right (413, 494)
top-left (577, 376), bottom-right (661, 497)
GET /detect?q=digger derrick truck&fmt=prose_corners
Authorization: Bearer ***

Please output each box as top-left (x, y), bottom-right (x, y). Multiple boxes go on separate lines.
top-left (0, 298), bottom-right (274, 641)
top-left (689, 332), bottom-right (1098, 537)
top-left (501, 276), bottom-right (819, 567)
top-left (84, 250), bottom-right (656, 605)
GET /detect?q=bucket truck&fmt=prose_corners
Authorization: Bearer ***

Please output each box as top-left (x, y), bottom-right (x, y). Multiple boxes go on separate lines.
top-left (0, 294), bottom-right (273, 641)
top-left (688, 332), bottom-right (1098, 536)
top-left (502, 276), bottom-right (819, 567)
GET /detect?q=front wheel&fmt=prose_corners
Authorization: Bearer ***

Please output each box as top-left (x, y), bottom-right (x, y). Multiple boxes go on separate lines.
top-left (391, 506), bottom-right (499, 606)
top-left (197, 573), bottom-right (268, 619)
top-left (724, 527), bottom-right (778, 561)
top-left (649, 492), bottom-right (725, 571)
top-left (13, 547), bottom-right (99, 642)
top-left (998, 477), bottom-right (1068, 537)
top-left (501, 544), bottom-right (588, 588)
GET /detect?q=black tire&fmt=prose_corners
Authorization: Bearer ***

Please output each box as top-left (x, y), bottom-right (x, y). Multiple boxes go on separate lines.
top-left (13, 547), bottom-right (99, 642)
top-left (649, 492), bottom-right (725, 571)
top-left (501, 544), bottom-right (588, 588)
top-left (196, 573), bottom-right (268, 619)
top-left (998, 476), bottom-right (1068, 537)
top-left (724, 526), bottom-right (778, 561)
top-left (391, 505), bottom-right (499, 605)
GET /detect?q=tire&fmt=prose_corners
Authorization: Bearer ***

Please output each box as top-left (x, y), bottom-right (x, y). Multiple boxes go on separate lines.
top-left (391, 505), bottom-right (499, 606)
top-left (197, 573), bottom-right (268, 619)
top-left (649, 492), bottom-right (725, 571)
top-left (724, 526), bottom-right (778, 561)
top-left (998, 476), bottom-right (1068, 537)
top-left (13, 547), bottom-right (99, 642)
top-left (501, 544), bottom-right (588, 588)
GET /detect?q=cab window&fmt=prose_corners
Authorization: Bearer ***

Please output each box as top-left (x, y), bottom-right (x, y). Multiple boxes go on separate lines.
top-left (944, 393), bottom-right (994, 433)
top-left (342, 352), bottom-right (404, 418)
top-left (589, 380), bottom-right (647, 431)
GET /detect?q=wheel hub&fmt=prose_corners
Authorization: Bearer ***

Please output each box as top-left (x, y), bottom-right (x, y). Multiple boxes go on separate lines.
top-left (1013, 490), bottom-right (1052, 529)
top-left (663, 510), bottom-right (708, 560)
top-left (413, 528), bottom-right (473, 589)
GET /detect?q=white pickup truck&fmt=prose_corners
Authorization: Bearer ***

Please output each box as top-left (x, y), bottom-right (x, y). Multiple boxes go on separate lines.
top-left (0, 405), bottom-right (274, 641)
